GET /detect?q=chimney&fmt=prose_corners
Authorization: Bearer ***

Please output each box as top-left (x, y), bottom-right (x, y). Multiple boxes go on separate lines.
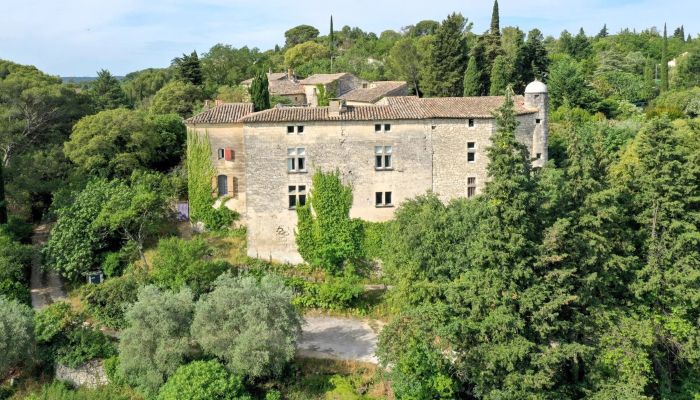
top-left (287, 68), bottom-right (295, 81)
top-left (328, 99), bottom-right (347, 117)
top-left (215, 99), bottom-right (224, 107)
top-left (203, 100), bottom-right (210, 110)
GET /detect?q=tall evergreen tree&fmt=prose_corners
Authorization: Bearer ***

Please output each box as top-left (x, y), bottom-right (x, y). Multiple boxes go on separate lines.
top-left (661, 24), bottom-right (669, 92)
top-left (89, 69), bottom-right (129, 111)
top-left (329, 15), bottom-right (335, 56)
top-left (596, 24), bottom-right (609, 38)
top-left (483, 0), bottom-right (503, 80)
top-left (673, 25), bottom-right (685, 41)
top-left (490, 0), bottom-right (500, 35)
top-left (172, 51), bottom-right (203, 86)
top-left (423, 13), bottom-right (469, 97)
top-left (521, 29), bottom-right (549, 82)
top-left (463, 56), bottom-right (481, 96)
top-left (489, 55), bottom-right (510, 95)
top-left (249, 72), bottom-right (270, 111)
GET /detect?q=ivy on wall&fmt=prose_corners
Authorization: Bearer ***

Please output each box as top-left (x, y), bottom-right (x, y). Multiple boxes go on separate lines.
top-left (186, 130), bottom-right (237, 230)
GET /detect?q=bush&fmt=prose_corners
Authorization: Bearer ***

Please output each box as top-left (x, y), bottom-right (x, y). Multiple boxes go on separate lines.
top-left (0, 279), bottom-right (30, 306)
top-left (157, 360), bottom-right (249, 400)
top-left (362, 221), bottom-right (387, 261)
top-left (191, 274), bottom-right (302, 379)
top-left (80, 274), bottom-right (140, 329)
top-left (290, 277), bottom-right (364, 310)
top-left (150, 237), bottom-right (231, 296)
top-left (118, 286), bottom-right (195, 397)
top-left (104, 356), bottom-right (127, 386)
top-left (0, 216), bottom-right (34, 243)
top-left (264, 390), bottom-right (282, 400)
top-left (0, 296), bottom-right (34, 379)
top-left (55, 326), bottom-right (116, 368)
top-left (23, 381), bottom-right (141, 400)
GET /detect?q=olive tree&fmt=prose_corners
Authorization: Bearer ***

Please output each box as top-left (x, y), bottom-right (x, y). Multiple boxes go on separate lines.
top-left (191, 274), bottom-right (302, 379)
top-left (0, 296), bottom-right (34, 379)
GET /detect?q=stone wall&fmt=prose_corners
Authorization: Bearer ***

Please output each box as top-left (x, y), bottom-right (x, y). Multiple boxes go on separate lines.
top-left (55, 360), bottom-right (108, 389)
top-left (244, 119), bottom-right (433, 263)
top-left (188, 123), bottom-right (247, 219)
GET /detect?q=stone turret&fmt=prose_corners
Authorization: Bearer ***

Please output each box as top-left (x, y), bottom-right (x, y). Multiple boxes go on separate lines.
top-left (524, 80), bottom-right (548, 167)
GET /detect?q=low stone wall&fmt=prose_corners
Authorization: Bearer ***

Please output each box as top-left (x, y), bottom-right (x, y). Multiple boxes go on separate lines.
top-left (55, 359), bottom-right (108, 388)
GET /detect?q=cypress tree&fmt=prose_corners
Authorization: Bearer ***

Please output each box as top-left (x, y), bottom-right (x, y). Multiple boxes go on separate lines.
top-left (463, 56), bottom-right (481, 96)
top-left (423, 13), bottom-right (468, 97)
top-left (0, 162), bottom-right (7, 224)
top-left (490, 0), bottom-right (500, 35)
top-left (521, 29), bottom-right (549, 82)
top-left (329, 15), bottom-right (335, 56)
top-left (489, 55), bottom-right (509, 95)
top-left (250, 72), bottom-right (270, 111)
top-left (596, 24), bottom-right (608, 38)
top-left (661, 24), bottom-right (669, 92)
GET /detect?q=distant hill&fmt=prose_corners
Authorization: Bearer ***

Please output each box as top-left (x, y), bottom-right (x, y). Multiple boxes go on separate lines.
top-left (61, 76), bottom-right (124, 83)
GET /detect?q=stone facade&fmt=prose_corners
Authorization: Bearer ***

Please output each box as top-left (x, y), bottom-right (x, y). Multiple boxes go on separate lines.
top-left (186, 82), bottom-right (549, 264)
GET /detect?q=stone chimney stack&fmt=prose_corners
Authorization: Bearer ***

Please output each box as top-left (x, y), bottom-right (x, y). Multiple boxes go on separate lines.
top-left (328, 99), bottom-right (347, 117)
top-left (524, 80), bottom-right (548, 167)
top-left (203, 100), bottom-right (210, 110)
top-left (214, 99), bottom-right (224, 107)
top-left (287, 68), bottom-right (295, 80)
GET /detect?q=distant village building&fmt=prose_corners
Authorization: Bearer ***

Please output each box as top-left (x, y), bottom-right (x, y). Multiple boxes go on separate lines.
top-left (240, 71), bottom-right (408, 106)
top-left (185, 80), bottom-right (549, 264)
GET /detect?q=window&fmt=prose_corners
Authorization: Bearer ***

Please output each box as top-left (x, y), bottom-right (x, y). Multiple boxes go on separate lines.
top-left (536, 118), bottom-right (541, 124)
top-left (217, 175), bottom-right (228, 196)
top-left (467, 142), bottom-right (476, 163)
top-left (536, 153), bottom-right (542, 159)
top-left (375, 191), bottom-right (393, 207)
top-left (468, 119), bottom-right (475, 128)
top-left (288, 185), bottom-right (307, 209)
top-left (287, 148), bottom-right (306, 173)
top-left (375, 123), bottom-right (391, 133)
top-left (217, 148), bottom-right (224, 160)
top-left (467, 177), bottom-right (476, 198)
top-left (288, 125), bottom-right (304, 134)
top-left (374, 146), bottom-right (392, 170)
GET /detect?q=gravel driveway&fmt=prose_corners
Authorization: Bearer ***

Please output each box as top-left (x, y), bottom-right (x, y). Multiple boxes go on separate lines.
top-left (298, 316), bottom-right (379, 364)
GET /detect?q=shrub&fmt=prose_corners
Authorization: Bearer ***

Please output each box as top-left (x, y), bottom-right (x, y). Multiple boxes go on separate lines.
top-left (104, 356), bottom-right (127, 386)
top-left (150, 237), bottom-right (231, 296)
top-left (23, 381), bottom-right (141, 400)
top-left (157, 360), bottom-right (249, 400)
top-left (0, 278), bottom-right (30, 305)
top-left (118, 286), bottom-right (196, 397)
top-left (362, 221), bottom-right (387, 261)
top-left (264, 390), bottom-right (282, 400)
top-left (0, 216), bottom-right (34, 243)
top-left (0, 296), bottom-right (34, 379)
top-left (191, 274), bottom-right (302, 379)
top-left (290, 277), bottom-right (364, 310)
top-left (55, 326), bottom-right (116, 368)
top-left (80, 274), bottom-right (140, 329)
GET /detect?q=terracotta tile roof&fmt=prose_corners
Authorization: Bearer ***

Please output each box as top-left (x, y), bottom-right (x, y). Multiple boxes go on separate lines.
top-left (240, 72), bottom-right (288, 85)
top-left (239, 96), bottom-right (537, 123)
top-left (185, 103), bottom-right (254, 124)
top-left (269, 79), bottom-right (305, 95)
top-left (298, 73), bottom-right (350, 85)
top-left (339, 81), bottom-right (408, 103)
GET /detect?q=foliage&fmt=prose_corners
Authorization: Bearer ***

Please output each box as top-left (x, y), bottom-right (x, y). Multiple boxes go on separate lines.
top-left (0, 296), bottom-right (34, 379)
top-left (55, 326), bottom-right (117, 368)
top-left (216, 85), bottom-right (250, 103)
top-left (284, 42), bottom-right (329, 70)
top-left (0, 230), bottom-right (32, 304)
top-left (172, 51), bottom-right (203, 86)
top-left (150, 236), bottom-right (231, 296)
top-left (80, 274), bottom-right (141, 329)
top-left (296, 170), bottom-right (364, 275)
top-left (289, 276), bottom-right (364, 310)
top-left (150, 80), bottom-right (204, 118)
top-left (23, 381), bottom-right (144, 400)
top-left (315, 84), bottom-right (330, 107)
top-left (186, 130), bottom-right (238, 230)
top-left (118, 286), bottom-right (196, 397)
top-left (285, 25), bottom-right (320, 48)
top-left (249, 72), bottom-right (271, 111)
top-left (121, 68), bottom-right (173, 107)
top-left (157, 360), bottom-right (249, 400)
top-left (89, 69), bottom-right (129, 111)
top-left (190, 273), bottom-right (302, 380)
top-left (65, 109), bottom-right (186, 178)
top-left (422, 13), bottom-right (469, 97)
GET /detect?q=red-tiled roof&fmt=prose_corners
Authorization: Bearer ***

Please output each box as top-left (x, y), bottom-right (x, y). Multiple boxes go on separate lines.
top-left (298, 73), bottom-right (350, 85)
top-left (239, 96), bottom-right (537, 123)
top-left (184, 103), bottom-right (254, 124)
top-left (339, 81), bottom-right (408, 103)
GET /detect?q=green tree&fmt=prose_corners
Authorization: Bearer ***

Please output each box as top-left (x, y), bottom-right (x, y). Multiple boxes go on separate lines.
top-left (597, 24), bottom-right (609, 38)
top-left (490, 0), bottom-right (500, 34)
top-left (329, 15), bottom-right (335, 57)
top-left (65, 108), bottom-right (185, 178)
top-left (0, 296), bottom-right (34, 380)
top-left (89, 69), bottom-right (129, 111)
top-left (283, 41), bottom-right (329, 70)
top-left (463, 56), bottom-right (481, 96)
top-left (489, 54), bottom-right (510, 95)
top-left (422, 13), bottom-right (469, 97)
top-left (520, 28), bottom-right (549, 82)
top-left (249, 72), bottom-right (270, 111)
top-left (172, 51), bottom-right (203, 86)
top-left (284, 24), bottom-right (320, 48)
top-left (661, 24), bottom-right (669, 92)
top-left (157, 360), bottom-right (249, 400)
top-left (190, 273), bottom-right (302, 379)
top-left (295, 169), bottom-right (364, 274)
top-left (388, 38), bottom-right (422, 95)
top-left (548, 57), bottom-right (596, 109)
top-left (121, 68), bottom-right (173, 107)
top-left (0, 230), bottom-right (32, 305)
top-left (119, 286), bottom-right (196, 397)
top-left (0, 162), bottom-right (6, 224)
top-left (150, 80), bottom-right (204, 118)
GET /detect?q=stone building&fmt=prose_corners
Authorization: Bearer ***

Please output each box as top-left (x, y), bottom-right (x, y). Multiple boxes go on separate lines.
top-left (339, 81), bottom-right (409, 106)
top-left (185, 80), bottom-right (548, 264)
top-left (240, 71), bottom-right (306, 105)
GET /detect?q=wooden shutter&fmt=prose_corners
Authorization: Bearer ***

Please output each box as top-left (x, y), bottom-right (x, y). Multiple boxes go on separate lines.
top-left (224, 148), bottom-right (233, 161)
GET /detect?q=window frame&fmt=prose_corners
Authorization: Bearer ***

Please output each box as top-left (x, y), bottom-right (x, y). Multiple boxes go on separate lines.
top-left (467, 142), bottom-right (477, 163)
top-left (374, 145), bottom-right (393, 170)
top-left (467, 177), bottom-right (477, 198)
top-left (375, 123), bottom-right (391, 133)
top-left (468, 118), bottom-right (475, 128)
top-left (375, 191), bottom-right (394, 208)
top-left (217, 175), bottom-right (228, 196)
top-left (288, 185), bottom-right (307, 210)
top-left (217, 148), bottom-right (225, 160)
top-left (287, 125), bottom-right (295, 134)
top-left (287, 147), bottom-right (307, 173)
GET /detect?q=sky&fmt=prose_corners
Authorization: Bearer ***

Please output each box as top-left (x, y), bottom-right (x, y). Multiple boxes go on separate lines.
top-left (0, 0), bottom-right (697, 77)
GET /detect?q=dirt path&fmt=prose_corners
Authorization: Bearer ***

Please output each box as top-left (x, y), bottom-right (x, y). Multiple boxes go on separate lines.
top-left (30, 223), bottom-right (66, 309)
top-left (298, 316), bottom-right (380, 364)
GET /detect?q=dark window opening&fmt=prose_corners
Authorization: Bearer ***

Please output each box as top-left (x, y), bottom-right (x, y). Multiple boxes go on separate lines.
top-left (297, 125), bottom-right (304, 133)
top-left (467, 177), bottom-right (476, 198)
top-left (217, 175), bottom-right (228, 196)
top-left (468, 119), bottom-right (474, 127)
top-left (287, 126), bottom-right (294, 134)
top-left (384, 124), bottom-right (391, 132)
top-left (217, 148), bottom-right (224, 159)
top-left (375, 191), bottom-right (393, 207)
top-left (288, 185), bottom-right (307, 209)
top-left (375, 124), bottom-right (381, 132)
top-left (536, 118), bottom-right (541, 124)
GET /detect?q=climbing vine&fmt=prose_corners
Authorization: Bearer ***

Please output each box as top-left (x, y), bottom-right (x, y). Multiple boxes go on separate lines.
top-left (295, 169), bottom-right (363, 275)
top-left (186, 130), bottom-right (237, 230)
